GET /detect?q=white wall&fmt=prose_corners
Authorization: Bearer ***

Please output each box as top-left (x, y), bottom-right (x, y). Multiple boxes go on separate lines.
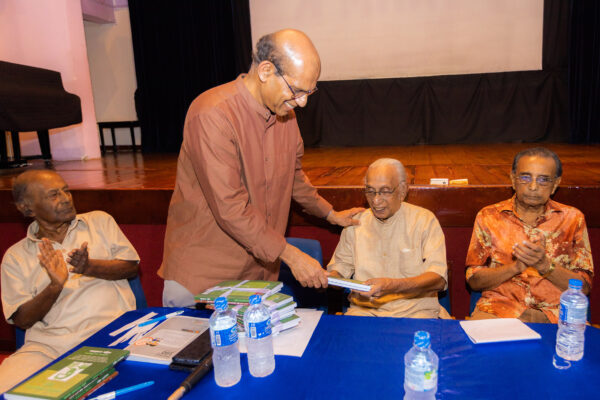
top-left (84, 7), bottom-right (140, 146)
top-left (0, 0), bottom-right (100, 160)
top-left (250, 0), bottom-right (544, 81)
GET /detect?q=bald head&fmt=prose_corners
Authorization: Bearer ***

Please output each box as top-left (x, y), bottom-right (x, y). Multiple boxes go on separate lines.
top-left (13, 170), bottom-right (62, 204)
top-left (253, 29), bottom-right (321, 82)
top-left (13, 169), bottom-right (76, 222)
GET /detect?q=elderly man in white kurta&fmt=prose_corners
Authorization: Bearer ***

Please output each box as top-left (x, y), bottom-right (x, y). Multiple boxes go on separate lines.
top-left (0, 170), bottom-right (139, 393)
top-left (328, 158), bottom-right (449, 318)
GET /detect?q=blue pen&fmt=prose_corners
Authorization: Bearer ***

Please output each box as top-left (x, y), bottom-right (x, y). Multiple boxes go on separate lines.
top-left (88, 381), bottom-right (154, 400)
top-left (138, 310), bottom-right (184, 327)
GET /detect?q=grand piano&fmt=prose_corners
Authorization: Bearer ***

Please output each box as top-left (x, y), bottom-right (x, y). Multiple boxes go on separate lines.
top-left (0, 60), bottom-right (82, 167)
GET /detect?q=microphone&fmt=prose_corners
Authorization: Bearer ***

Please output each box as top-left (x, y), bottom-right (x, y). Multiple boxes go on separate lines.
top-left (167, 354), bottom-right (213, 400)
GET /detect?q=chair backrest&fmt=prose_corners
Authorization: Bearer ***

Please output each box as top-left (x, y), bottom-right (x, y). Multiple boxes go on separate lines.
top-left (279, 237), bottom-right (326, 309)
top-left (15, 275), bottom-right (147, 350)
top-left (469, 290), bottom-right (482, 315)
top-left (284, 237), bottom-right (323, 265)
top-left (128, 275), bottom-right (148, 309)
top-left (438, 262), bottom-right (452, 315)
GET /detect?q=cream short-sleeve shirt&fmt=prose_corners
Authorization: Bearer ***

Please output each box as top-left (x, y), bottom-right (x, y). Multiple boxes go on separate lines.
top-left (1, 211), bottom-right (139, 358)
top-left (328, 203), bottom-right (448, 318)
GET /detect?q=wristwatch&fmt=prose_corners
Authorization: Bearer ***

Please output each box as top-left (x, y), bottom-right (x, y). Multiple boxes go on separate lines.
top-left (541, 262), bottom-right (556, 278)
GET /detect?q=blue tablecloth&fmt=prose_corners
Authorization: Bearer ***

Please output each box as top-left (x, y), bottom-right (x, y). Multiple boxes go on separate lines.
top-left (5, 307), bottom-right (600, 399)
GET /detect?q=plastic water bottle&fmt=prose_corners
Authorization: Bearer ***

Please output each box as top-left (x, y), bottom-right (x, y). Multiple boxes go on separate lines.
top-left (209, 297), bottom-right (241, 387)
top-left (554, 279), bottom-right (588, 369)
top-left (243, 294), bottom-right (275, 377)
top-left (404, 331), bottom-right (438, 400)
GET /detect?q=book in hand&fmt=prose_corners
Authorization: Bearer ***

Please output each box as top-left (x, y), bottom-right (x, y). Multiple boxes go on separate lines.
top-left (327, 277), bottom-right (371, 292)
top-left (5, 346), bottom-right (128, 400)
top-left (194, 280), bottom-right (283, 304)
top-left (125, 315), bottom-right (209, 365)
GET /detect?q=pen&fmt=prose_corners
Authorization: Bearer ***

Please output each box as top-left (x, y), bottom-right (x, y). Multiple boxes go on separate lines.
top-left (138, 310), bottom-right (184, 327)
top-left (88, 380), bottom-right (154, 400)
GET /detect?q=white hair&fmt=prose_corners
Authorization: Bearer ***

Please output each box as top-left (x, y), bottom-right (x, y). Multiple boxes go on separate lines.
top-left (365, 158), bottom-right (407, 183)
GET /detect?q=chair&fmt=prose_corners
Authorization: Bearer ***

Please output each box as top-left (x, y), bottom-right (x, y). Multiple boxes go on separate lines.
top-left (278, 237), bottom-right (328, 309)
top-left (438, 262), bottom-right (452, 316)
top-left (469, 289), bottom-right (482, 316)
top-left (15, 275), bottom-right (147, 349)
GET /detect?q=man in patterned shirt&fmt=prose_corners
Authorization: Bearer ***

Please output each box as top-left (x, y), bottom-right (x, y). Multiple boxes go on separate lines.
top-left (466, 147), bottom-right (593, 323)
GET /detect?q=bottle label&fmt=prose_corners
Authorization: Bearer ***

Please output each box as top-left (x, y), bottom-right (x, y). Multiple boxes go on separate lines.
top-left (559, 303), bottom-right (587, 323)
top-left (248, 319), bottom-right (272, 339)
top-left (211, 325), bottom-right (238, 347)
top-left (405, 368), bottom-right (437, 392)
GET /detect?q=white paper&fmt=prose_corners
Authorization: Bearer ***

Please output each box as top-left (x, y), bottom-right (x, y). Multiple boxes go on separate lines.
top-left (459, 318), bottom-right (541, 344)
top-left (238, 308), bottom-right (323, 357)
top-left (109, 312), bottom-right (158, 336)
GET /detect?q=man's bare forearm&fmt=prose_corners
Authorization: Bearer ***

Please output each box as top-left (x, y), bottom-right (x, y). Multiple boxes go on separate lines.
top-left (392, 272), bottom-right (446, 296)
top-left (468, 262), bottom-right (521, 291)
top-left (11, 282), bottom-right (63, 330)
top-left (546, 265), bottom-right (591, 295)
top-left (82, 259), bottom-right (139, 280)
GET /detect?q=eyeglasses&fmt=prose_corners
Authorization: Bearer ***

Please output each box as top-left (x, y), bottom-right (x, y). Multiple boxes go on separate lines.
top-left (516, 174), bottom-right (555, 186)
top-left (275, 67), bottom-right (318, 100)
top-left (364, 186), bottom-right (399, 198)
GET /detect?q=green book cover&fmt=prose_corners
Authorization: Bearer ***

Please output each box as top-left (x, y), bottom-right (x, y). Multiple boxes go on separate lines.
top-left (6, 347), bottom-right (128, 400)
top-left (195, 280), bottom-right (283, 304)
top-left (64, 367), bottom-right (116, 400)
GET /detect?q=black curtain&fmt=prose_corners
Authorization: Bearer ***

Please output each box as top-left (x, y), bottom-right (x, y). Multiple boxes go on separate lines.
top-left (569, 0), bottom-right (600, 143)
top-left (296, 0), bottom-right (570, 147)
top-left (129, 0), bottom-right (252, 153)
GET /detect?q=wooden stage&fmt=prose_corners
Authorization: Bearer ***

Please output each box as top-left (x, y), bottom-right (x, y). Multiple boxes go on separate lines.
top-left (1, 143), bottom-right (599, 226)
top-left (1, 143), bottom-right (599, 190)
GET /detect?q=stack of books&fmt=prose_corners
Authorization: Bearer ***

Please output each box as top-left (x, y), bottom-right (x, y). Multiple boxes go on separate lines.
top-left (195, 280), bottom-right (301, 335)
top-left (195, 280), bottom-right (283, 305)
top-left (5, 346), bottom-right (128, 400)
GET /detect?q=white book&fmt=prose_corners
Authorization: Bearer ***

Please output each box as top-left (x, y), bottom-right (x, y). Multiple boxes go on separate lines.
top-left (459, 318), bottom-right (541, 344)
top-left (327, 277), bottom-right (371, 292)
top-left (125, 315), bottom-right (209, 364)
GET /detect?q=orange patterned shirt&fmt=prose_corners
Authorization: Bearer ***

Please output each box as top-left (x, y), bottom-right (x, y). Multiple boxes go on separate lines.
top-left (466, 197), bottom-right (593, 323)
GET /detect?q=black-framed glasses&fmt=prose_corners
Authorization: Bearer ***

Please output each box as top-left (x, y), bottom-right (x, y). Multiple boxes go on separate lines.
top-left (275, 67), bottom-right (318, 100)
top-left (516, 174), bottom-right (555, 187)
top-left (364, 186), bottom-right (399, 198)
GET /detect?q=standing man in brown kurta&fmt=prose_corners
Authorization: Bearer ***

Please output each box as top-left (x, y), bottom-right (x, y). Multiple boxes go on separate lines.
top-left (159, 29), bottom-right (363, 307)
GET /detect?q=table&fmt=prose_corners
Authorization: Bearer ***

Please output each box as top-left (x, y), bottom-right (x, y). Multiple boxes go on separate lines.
top-left (4, 307), bottom-right (600, 400)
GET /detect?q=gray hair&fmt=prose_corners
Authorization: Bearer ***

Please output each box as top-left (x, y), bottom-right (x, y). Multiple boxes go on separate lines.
top-left (366, 158), bottom-right (407, 183)
top-left (511, 147), bottom-right (563, 178)
top-left (252, 33), bottom-right (286, 74)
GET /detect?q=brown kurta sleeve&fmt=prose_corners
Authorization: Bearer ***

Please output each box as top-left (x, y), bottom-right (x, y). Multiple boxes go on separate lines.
top-left (291, 132), bottom-right (333, 218)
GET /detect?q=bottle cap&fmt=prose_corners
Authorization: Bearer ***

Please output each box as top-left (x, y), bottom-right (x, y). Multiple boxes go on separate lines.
top-left (568, 279), bottom-right (583, 289)
top-left (249, 294), bottom-right (262, 305)
top-left (413, 331), bottom-right (431, 348)
top-left (214, 297), bottom-right (228, 311)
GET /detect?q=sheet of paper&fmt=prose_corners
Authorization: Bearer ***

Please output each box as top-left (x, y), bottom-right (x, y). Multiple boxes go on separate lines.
top-left (238, 308), bottom-right (323, 357)
top-left (459, 318), bottom-right (541, 344)
top-left (109, 312), bottom-right (158, 336)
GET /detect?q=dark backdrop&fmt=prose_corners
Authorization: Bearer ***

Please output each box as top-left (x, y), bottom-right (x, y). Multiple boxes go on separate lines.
top-left (295, 0), bottom-right (570, 146)
top-left (568, 0), bottom-right (600, 143)
top-left (129, 0), bottom-right (252, 153)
